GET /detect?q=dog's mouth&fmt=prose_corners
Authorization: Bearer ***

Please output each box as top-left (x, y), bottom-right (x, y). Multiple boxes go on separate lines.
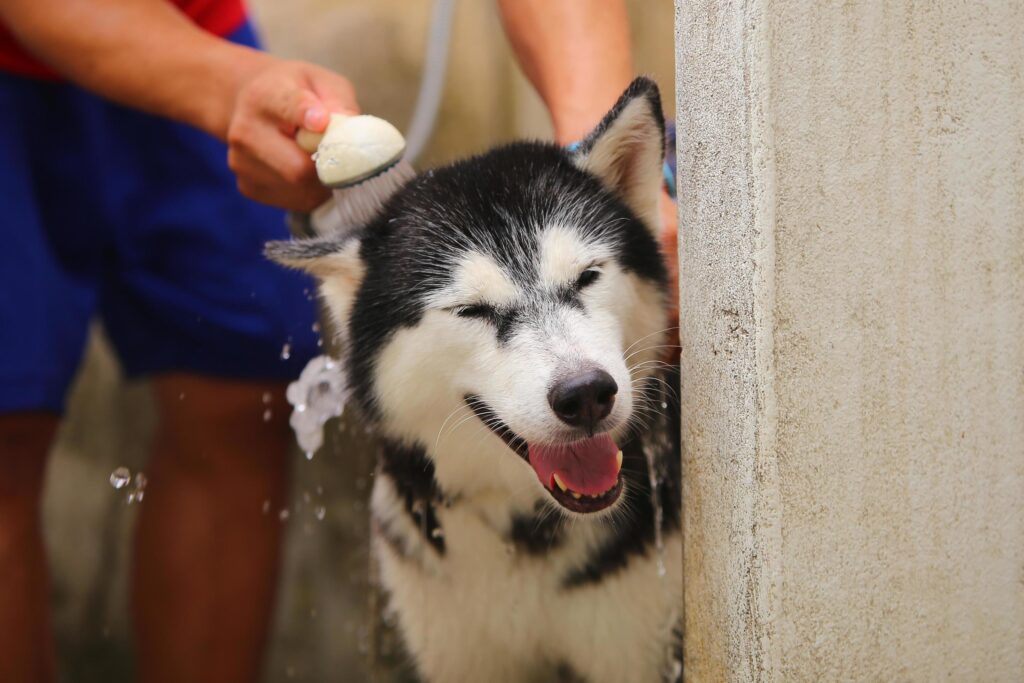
top-left (464, 395), bottom-right (623, 513)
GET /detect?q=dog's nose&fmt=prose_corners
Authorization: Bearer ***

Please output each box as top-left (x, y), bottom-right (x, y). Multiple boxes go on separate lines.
top-left (548, 369), bottom-right (618, 432)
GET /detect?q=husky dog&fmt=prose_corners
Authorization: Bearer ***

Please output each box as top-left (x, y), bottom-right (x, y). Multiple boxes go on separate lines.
top-left (269, 78), bottom-right (681, 683)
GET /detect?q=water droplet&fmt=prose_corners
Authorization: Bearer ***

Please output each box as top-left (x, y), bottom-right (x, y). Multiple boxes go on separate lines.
top-left (661, 401), bottom-right (668, 409)
top-left (315, 485), bottom-right (323, 495)
top-left (262, 500), bottom-right (271, 514)
top-left (127, 472), bottom-right (148, 504)
top-left (311, 322), bottom-right (320, 333)
top-left (431, 527), bottom-right (444, 540)
top-left (262, 391), bottom-right (272, 404)
top-left (315, 505), bottom-right (326, 521)
top-left (178, 392), bottom-right (185, 401)
top-left (280, 342), bottom-right (292, 360)
top-left (262, 409), bottom-right (272, 422)
top-left (278, 509), bottom-right (290, 521)
top-left (109, 467), bottom-right (131, 490)
top-left (305, 451), bottom-right (314, 461)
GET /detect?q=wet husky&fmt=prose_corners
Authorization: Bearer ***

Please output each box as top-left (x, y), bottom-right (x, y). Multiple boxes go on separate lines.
top-left (269, 78), bottom-right (681, 683)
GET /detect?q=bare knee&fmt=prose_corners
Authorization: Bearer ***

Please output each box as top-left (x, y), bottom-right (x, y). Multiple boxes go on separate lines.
top-left (0, 413), bottom-right (56, 548)
top-left (0, 413), bottom-right (56, 500)
top-left (149, 375), bottom-right (291, 480)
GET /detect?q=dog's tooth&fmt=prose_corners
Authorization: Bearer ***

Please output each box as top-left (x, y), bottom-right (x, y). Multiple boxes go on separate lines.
top-left (616, 450), bottom-right (623, 472)
top-left (571, 492), bottom-right (582, 500)
top-left (553, 473), bottom-right (568, 492)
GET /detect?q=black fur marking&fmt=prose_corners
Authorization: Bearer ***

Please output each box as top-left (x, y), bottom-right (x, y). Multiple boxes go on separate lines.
top-left (494, 307), bottom-right (522, 345)
top-left (379, 441), bottom-right (446, 555)
top-left (562, 365), bottom-right (680, 588)
top-left (555, 286), bottom-right (584, 310)
top-left (509, 504), bottom-right (565, 555)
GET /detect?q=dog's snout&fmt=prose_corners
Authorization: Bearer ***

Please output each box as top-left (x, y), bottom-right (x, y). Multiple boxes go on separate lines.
top-left (548, 369), bottom-right (618, 432)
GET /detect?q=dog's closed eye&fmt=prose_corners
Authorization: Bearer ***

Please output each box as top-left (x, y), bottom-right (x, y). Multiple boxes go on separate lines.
top-left (575, 268), bottom-right (602, 289)
top-left (454, 304), bottom-right (497, 320)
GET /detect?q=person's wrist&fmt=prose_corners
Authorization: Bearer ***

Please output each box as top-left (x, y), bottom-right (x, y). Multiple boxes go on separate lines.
top-left (197, 43), bottom-right (276, 140)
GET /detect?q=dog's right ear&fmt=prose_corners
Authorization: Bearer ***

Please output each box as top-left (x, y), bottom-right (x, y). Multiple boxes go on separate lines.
top-left (572, 77), bottom-right (665, 234)
top-left (264, 234), bottom-right (364, 288)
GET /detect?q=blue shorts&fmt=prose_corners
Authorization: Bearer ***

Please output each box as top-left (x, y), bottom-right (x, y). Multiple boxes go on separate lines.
top-left (0, 23), bottom-right (319, 413)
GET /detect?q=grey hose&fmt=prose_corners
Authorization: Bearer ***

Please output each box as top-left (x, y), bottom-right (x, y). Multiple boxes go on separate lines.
top-left (403, 0), bottom-right (457, 164)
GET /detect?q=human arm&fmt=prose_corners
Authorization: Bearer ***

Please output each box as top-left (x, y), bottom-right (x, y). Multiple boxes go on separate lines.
top-left (0, 0), bottom-right (357, 210)
top-left (497, 0), bottom-right (633, 146)
top-left (498, 0), bottom-right (677, 271)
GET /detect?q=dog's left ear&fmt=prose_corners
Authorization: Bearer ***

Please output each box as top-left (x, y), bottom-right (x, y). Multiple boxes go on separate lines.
top-left (572, 77), bottom-right (665, 233)
top-left (264, 234), bottom-right (363, 285)
top-left (266, 234), bottom-right (366, 331)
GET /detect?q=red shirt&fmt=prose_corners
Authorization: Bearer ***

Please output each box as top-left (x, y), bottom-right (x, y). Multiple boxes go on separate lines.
top-left (0, 0), bottom-right (247, 79)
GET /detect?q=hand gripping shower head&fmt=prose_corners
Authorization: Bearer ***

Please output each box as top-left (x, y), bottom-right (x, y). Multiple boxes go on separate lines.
top-left (296, 114), bottom-right (416, 229)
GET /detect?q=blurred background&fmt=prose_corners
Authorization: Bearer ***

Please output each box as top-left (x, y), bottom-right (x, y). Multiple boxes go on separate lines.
top-left (44, 1), bottom-right (673, 680)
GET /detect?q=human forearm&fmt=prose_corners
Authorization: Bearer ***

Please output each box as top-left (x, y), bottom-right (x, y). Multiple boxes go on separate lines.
top-left (1, 0), bottom-right (361, 211)
top-left (0, 0), bottom-right (271, 138)
top-left (498, 0), bottom-right (633, 144)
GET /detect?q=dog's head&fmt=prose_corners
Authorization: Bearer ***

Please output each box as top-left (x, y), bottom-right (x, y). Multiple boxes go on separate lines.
top-left (269, 78), bottom-right (670, 516)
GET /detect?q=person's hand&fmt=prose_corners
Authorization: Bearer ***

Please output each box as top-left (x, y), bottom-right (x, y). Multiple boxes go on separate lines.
top-left (226, 58), bottom-right (359, 212)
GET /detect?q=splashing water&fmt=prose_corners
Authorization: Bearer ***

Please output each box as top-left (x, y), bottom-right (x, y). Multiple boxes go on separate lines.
top-left (644, 442), bottom-right (667, 578)
top-left (285, 355), bottom-right (350, 454)
top-left (280, 342), bottom-right (292, 361)
top-left (109, 467), bottom-right (131, 490)
top-left (127, 472), bottom-right (148, 504)
top-left (110, 468), bottom-right (147, 504)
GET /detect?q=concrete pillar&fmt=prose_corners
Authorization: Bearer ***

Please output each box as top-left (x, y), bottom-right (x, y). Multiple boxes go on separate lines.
top-left (675, 1), bottom-right (1024, 680)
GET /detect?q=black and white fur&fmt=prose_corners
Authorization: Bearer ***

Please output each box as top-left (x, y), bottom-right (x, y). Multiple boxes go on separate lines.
top-left (269, 78), bottom-right (681, 683)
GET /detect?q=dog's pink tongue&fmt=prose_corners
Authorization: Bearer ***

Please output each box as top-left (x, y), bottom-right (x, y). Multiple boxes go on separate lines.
top-left (528, 434), bottom-right (620, 495)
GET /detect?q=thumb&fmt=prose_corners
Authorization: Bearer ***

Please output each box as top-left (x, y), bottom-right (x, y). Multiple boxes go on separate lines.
top-left (299, 98), bottom-right (330, 133)
top-left (305, 66), bottom-right (360, 121)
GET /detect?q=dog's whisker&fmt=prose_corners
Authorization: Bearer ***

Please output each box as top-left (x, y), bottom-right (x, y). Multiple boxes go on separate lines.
top-left (434, 403), bottom-right (475, 449)
top-left (623, 343), bottom-right (681, 363)
top-left (621, 325), bottom-right (680, 356)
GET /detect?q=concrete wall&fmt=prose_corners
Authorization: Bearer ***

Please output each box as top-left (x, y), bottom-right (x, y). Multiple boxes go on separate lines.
top-left (676, 1), bottom-right (1024, 681)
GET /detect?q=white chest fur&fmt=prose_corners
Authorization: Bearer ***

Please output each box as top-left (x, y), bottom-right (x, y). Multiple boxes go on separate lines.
top-left (371, 474), bottom-right (682, 683)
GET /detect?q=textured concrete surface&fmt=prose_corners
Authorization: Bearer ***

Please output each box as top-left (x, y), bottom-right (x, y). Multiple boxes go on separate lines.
top-left (677, 1), bottom-right (1024, 681)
